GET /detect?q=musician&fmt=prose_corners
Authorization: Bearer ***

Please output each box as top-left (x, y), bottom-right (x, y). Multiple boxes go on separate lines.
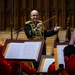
top-left (24, 10), bottom-right (60, 55)
top-left (24, 10), bottom-right (60, 70)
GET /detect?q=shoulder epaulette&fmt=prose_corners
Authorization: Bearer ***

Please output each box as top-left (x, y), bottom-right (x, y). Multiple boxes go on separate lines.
top-left (25, 21), bottom-right (32, 24)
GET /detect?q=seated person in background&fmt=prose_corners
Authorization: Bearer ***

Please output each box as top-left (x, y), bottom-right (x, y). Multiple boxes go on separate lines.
top-left (0, 44), bottom-right (36, 75)
top-left (64, 30), bottom-right (75, 58)
top-left (63, 29), bottom-right (75, 75)
top-left (48, 30), bottom-right (75, 75)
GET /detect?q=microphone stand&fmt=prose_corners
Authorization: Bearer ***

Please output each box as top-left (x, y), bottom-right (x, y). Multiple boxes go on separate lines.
top-left (16, 30), bottom-right (19, 40)
top-left (10, 0), bottom-right (14, 39)
top-left (14, 29), bottom-right (22, 40)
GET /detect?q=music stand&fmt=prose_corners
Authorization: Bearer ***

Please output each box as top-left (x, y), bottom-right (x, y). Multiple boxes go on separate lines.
top-left (37, 55), bottom-right (54, 74)
top-left (54, 43), bottom-right (68, 70)
top-left (3, 39), bottom-right (44, 75)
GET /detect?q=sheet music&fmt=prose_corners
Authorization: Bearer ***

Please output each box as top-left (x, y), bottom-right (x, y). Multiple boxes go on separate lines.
top-left (5, 43), bottom-right (24, 59)
top-left (21, 42), bottom-right (42, 61)
top-left (5, 41), bottom-right (42, 61)
top-left (57, 45), bottom-right (67, 69)
top-left (42, 58), bottom-right (55, 72)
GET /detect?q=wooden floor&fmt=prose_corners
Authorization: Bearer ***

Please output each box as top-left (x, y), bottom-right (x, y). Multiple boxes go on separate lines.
top-left (0, 30), bottom-right (67, 55)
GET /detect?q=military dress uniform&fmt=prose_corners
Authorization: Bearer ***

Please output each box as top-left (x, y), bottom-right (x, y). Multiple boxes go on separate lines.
top-left (24, 20), bottom-right (57, 40)
top-left (24, 20), bottom-right (58, 54)
top-left (24, 20), bottom-right (58, 70)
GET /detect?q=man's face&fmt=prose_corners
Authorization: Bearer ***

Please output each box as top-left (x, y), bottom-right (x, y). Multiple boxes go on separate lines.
top-left (30, 10), bottom-right (39, 22)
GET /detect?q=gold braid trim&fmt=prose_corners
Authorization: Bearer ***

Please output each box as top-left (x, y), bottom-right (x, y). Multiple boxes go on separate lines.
top-left (29, 20), bottom-right (45, 40)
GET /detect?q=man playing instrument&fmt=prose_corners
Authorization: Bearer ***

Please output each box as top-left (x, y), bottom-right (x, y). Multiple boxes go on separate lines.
top-left (24, 10), bottom-right (60, 70)
top-left (24, 10), bottom-right (60, 55)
